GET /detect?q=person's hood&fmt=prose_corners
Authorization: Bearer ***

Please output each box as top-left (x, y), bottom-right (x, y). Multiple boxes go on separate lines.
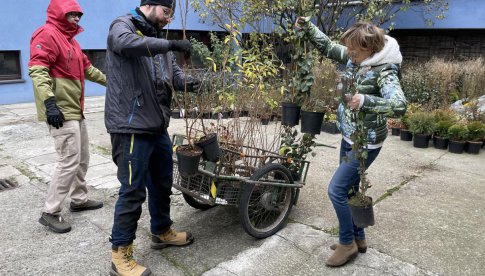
top-left (360, 35), bottom-right (402, 67)
top-left (132, 8), bottom-right (159, 37)
top-left (46, 0), bottom-right (84, 38)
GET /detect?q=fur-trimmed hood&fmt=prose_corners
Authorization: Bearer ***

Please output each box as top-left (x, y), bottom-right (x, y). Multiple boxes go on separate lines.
top-left (360, 35), bottom-right (402, 67)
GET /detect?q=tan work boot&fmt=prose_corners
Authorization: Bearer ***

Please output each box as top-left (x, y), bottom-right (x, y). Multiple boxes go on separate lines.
top-left (151, 228), bottom-right (194, 249)
top-left (325, 241), bottom-right (358, 267)
top-left (110, 244), bottom-right (152, 276)
top-left (330, 239), bottom-right (367, 253)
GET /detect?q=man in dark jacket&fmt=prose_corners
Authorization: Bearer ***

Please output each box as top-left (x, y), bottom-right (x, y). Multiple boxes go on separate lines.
top-left (105, 1), bottom-right (198, 275)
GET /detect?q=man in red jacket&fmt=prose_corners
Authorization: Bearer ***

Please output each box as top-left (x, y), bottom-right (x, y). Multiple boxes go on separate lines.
top-left (29, 0), bottom-right (106, 234)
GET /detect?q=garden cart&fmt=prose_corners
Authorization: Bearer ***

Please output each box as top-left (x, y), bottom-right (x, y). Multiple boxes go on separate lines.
top-left (171, 134), bottom-right (310, 239)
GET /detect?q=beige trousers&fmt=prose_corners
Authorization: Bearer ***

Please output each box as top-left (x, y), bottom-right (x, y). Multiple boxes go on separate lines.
top-left (44, 119), bottom-right (90, 214)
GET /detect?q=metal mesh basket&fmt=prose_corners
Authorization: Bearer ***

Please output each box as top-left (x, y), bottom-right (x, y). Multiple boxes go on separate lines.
top-left (172, 137), bottom-right (310, 206)
top-left (173, 162), bottom-right (217, 204)
top-left (214, 182), bottom-right (240, 205)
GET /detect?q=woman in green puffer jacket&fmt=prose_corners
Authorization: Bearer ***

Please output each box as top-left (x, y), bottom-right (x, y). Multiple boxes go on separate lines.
top-left (296, 18), bottom-right (407, 267)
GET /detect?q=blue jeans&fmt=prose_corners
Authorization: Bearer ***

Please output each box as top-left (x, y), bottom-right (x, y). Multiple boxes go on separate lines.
top-left (110, 132), bottom-right (174, 247)
top-left (328, 139), bottom-right (382, 245)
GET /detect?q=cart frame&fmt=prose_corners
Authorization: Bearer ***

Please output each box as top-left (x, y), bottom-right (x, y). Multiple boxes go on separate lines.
top-left (172, 134), bottom-right (310, 238)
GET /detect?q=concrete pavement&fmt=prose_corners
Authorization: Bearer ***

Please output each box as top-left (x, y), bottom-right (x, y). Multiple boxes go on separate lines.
top-left (0, 96), bottom-right (484, 275)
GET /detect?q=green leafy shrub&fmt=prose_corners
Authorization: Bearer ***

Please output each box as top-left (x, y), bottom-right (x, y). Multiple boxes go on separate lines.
top-left (402, 59), bottom-right (485, 110)
top-left (401, 63), bottom-right (439, 110)
top-left (324, 113), bottom-right (337, 122)
top-left (433, 108), bottom-right (457, 123)
top-left (408, 111), bottom-right (436, 135)
top-left (447, 124), bottom-right (469, 141)
top-left (303, 58), bottom-right (339, 113)
top-left (401, 115), bottom-right (410, 129)
top-left (434, 120), bottom-right (453, 137)
top-left (466, 121), bottom-right (485, 142)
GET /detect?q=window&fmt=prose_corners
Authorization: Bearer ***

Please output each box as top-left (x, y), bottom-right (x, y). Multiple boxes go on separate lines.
top-left (0, 51), bottom-right (21, 81)
top-left (83, 50), bottom-right (106, 73)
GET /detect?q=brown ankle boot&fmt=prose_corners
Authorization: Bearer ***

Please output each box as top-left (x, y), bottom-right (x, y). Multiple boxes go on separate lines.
top-left (330, 239), bottom-right (367, 253)
top-left (110, 244), bottom-right (151, 276)
top-left (325, 241), bottom-right (358, 267)
top-left (151, 228), bottom-right (194, 249)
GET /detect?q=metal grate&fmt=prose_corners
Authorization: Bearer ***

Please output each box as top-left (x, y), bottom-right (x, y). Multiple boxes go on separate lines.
top-left (215, 183), bottom-right (240, 205)
top-left (0, 179), bottom-right (17, 192)
top-left (173, 162), bottom-right (241, 206)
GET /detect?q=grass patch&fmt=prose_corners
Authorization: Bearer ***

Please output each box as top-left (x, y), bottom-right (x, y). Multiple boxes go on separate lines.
top-left (7, 176), bottom-right (18, 184)
top-left (161, 251), bottom-right (195, 273)
top-left (94, 145), bottom-right (111, 156)
top-left (323, 226), bottom-right (339, 236)
top-left (14, 164), bottom-right (42, 182)
top-left (374, 174), bottom-right (418, 205)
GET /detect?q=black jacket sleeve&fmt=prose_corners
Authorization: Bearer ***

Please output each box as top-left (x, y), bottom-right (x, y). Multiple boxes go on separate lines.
top-left (108, 19), bottom-right (171, 58)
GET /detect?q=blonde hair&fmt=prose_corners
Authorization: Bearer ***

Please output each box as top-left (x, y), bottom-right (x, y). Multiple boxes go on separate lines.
top-left (340, 21), bottom-right (385, 53)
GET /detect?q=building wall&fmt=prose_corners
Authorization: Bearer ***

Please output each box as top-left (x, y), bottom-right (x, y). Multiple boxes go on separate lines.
top-left (391, 0), bottom-right (485, 29)
top-left (388, 0), bottom-right (485, 61)
top-left (1, 0), bottom-right (485, 104)
top-left (391, 29), bottom-right (485, 61)
top-left (0, 0), bottom-right (221, 104)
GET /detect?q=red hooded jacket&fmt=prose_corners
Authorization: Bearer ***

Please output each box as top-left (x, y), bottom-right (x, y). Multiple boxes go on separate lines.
top-left (28, 0), bottom-right (105, 121)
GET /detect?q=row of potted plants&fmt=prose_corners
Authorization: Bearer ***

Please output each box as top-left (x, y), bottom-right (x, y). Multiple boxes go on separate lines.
top-left (388, 108), bottom-right (485, 154)
top-left (171, 105), bottom-right (340, 134)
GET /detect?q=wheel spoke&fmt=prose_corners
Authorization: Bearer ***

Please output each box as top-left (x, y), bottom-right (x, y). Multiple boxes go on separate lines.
top-left (247, 172), bottom-right (291, 230)
top-left (239, 164), bottom-right (295, 238)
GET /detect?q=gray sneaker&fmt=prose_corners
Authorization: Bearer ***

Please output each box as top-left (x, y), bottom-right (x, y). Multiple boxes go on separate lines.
top-left (70, 199), bottom-right (103, 212)
top-left (39, 212), bottom-right (71, 233)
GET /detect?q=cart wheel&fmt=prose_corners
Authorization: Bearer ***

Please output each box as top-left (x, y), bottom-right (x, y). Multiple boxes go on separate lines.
top-left (182, 193), bottom-right (214, 210)
top-left (239, 163), bottom-right (295, 238)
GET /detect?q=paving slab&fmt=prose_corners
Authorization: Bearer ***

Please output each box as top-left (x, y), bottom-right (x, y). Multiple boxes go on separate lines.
top-left (1, 96), bottom-right (484, 276)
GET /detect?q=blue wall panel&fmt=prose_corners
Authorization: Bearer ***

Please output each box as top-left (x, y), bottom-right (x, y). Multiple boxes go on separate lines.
top-left (1, 0), bottom-right (485, 104)
top-left (391, 0), bottom-right (485, 29)
top-left (0, 0), bottom-right (222, 104)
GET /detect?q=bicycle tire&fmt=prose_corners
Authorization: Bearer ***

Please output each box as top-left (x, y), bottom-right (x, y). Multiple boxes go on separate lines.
top-left (182, 193), bottom-right (214, 210)
top-left (239, 163), bottom-right (295, 238)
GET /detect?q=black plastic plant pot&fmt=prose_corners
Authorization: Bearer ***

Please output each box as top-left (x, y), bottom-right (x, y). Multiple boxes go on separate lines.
top-left (221, 111), bottom-right (233, 119)
top-left (448, 140), bottom-right (465, 154)
top-left (260, 118), bottom-right (270, 125)
top-left (300, 110), bottom-right (324, 135)
top-left (281, 103), bottom-right (300, 126)
top-left (349, 198), bottom-right (375, 228)
top-left (413, 134), bottom-right (430, 148)
top-left (433, 136), bottom-right (449, 150)
top-left (400, 129), bottom-right (413, 141)
top-left (322, 121), bottom-right (340, 134)
top-left (194, 133), bottom-right (220, 162)
top-left (391, 127), bottom-right (401, 136)
top-left (202, 112), bottom-right (212, 119)
top-left (240, 110), bottom-right (249, 117)
top-left (171, 109), bottom-right (181, 119)
top-left (465, 141), bottom-right (482, 154)
top-left (175, 145), bottom-right (202, 175)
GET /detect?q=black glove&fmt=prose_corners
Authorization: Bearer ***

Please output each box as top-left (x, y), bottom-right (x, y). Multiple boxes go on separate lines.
top-left (186, 78), bottom-right (200, 92)
top-left (168, 39), bottom-right (192, 56)
top-left (44, 97), bottom-right (65, 129)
